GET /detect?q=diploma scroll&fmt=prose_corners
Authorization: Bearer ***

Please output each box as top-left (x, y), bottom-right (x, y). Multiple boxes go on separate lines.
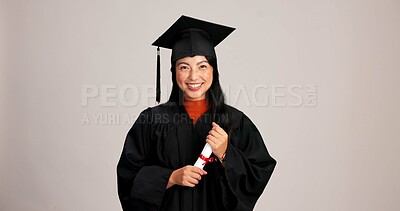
top-left (194, 143), bottom-right (215, 169)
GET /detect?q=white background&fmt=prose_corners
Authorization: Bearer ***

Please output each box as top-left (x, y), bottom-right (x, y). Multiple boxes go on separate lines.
top-left (1, 0), bottom-right (399, 210)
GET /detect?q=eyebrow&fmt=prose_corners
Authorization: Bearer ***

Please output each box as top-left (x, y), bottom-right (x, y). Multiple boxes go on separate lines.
top-left (176, 61), bottom-right (189, 66)
top-left (176, 60), bottom-right (209, 66)
top-left (197, 60), bottom-right (209, 65)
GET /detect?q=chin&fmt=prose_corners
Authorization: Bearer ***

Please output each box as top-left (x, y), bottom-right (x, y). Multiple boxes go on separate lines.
top-left (184, 92), bottom-right (206, 101)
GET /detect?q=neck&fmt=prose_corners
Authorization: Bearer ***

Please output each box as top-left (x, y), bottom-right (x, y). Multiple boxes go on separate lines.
top-left (183, 98), bottom-right (209, 124)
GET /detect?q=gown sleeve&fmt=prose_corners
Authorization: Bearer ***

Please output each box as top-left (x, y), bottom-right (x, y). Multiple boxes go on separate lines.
top-left (117, 108), bottom-right (174, 210)
top-left (219, 113), bottom-right (277, 211)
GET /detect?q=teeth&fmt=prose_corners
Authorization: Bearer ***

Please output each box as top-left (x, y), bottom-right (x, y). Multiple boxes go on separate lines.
top-left (188, 83), bottom-right (202, 88)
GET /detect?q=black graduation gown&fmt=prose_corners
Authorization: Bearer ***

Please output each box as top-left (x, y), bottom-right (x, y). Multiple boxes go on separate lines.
top-left (117, 102), bottom-right (276, 211)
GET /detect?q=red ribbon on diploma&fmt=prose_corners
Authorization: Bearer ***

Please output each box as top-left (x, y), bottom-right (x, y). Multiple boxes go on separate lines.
top-left (199, 154), bottom-right (215, 165)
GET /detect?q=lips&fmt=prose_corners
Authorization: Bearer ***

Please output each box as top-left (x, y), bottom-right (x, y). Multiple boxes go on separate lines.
top-left (187, 83), bottom-right (203, 91)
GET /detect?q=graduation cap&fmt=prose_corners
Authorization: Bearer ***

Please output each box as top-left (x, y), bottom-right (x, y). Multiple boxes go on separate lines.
top-left (152, 15), bottom-right (235, 103)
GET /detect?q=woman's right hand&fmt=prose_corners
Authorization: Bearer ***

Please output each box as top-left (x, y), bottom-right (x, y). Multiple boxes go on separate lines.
top-left (167, 165), bottom-right (207, 188)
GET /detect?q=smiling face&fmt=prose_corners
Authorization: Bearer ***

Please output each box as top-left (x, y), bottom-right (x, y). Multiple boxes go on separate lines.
top-left (175, 55), bottom-right (213, 101)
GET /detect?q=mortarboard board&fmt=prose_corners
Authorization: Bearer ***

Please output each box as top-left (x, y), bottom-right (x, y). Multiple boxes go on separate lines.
top-left (151, 15), bottom-right (235, 103)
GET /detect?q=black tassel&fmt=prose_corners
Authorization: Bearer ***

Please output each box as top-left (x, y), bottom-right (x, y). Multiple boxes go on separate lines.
top-left (156, 46), bottom-right (161, 103)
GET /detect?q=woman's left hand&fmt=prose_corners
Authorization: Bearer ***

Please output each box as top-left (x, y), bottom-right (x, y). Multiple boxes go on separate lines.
top-left (206, 122), bottom-right (228, 160)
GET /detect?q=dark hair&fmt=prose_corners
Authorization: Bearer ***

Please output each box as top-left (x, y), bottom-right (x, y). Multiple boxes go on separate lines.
top-left (168, 56), bottom-right (232, 133)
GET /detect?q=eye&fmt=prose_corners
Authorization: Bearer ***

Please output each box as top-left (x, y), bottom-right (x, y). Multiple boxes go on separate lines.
top-left (200, 64), bottom-right (208, 69)
top-left (178, 65), bottom-right (189, 71)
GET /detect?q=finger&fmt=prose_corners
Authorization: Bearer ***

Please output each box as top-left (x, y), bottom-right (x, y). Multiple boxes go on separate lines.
top-left (206, 135), bottom-right (219, 145)
top-left (206, 139), bottom-right (222, 156)
top-left (190, 179), bottom-right (199, 185)
top-left (209, 130), bottom-right (222, 140)
top-left (212, 124), bottom-right (226, 136)
top-left (192, 166), bottom-right (207, 175)
top-left (212, 122), bottom-right (223, 132)
top-left (190, 173), bottom-right (201, 181)
top-left (188, 176), bottom-right (200, 184)
top-left (206, 138), bottom-right (216, 149)
top-left (193, 166), bottom-right (207, 179)
top-left (188, 169), bottom-right (202, 180)
top-left (186, 165), bottom-right (203, 175)
top-left (184, 180), bottom-right (196, 187)
top-left (183, 172), bottom-right (199, 184)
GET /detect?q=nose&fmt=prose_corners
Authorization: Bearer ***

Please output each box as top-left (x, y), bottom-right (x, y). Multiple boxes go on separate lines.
top-left (188, 69), bottom-right (199, 80)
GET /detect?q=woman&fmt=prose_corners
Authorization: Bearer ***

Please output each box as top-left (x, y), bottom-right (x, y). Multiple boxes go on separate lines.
top-left (117, 15), bottom-right (276, 211)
